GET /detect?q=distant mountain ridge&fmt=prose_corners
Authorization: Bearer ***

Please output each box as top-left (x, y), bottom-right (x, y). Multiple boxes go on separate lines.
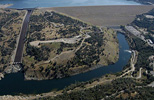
top-left (130, 0), bottom-right (154, 5)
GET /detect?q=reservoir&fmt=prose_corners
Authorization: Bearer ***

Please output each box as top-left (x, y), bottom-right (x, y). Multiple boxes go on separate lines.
top-left (0, 0), bottom-right (140, 8)
top-left (0, 33), bottom-right (131, 95)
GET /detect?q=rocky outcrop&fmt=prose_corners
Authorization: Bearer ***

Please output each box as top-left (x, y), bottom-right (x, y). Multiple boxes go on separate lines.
top-left (0, 95), bottom-right (27, 100)
top-left (0, 73), bottom-right (4, 80)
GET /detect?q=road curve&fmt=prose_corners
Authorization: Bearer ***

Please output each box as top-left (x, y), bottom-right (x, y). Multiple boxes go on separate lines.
top-left (14, 10), bottom-right (32, 63)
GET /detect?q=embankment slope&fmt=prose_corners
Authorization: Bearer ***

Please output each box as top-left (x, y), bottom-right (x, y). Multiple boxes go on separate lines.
top-left (49, 5), bottom-right (154, 26)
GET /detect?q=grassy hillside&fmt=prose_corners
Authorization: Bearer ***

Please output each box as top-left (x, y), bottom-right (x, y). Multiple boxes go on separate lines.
top-left (23, 9), bottom-right (119, 80)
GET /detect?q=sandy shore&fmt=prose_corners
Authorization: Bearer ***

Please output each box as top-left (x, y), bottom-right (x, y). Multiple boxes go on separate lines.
top-left (0, 4), bottom-right (12, 8)
top-left (43, 5), bottom-right (154, 26)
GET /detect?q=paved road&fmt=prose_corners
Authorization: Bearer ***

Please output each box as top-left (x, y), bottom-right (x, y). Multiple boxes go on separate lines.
top-left (14, 10), bottom-right (32, 63)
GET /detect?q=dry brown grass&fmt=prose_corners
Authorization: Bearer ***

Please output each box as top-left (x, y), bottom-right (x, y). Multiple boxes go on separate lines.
top-left (23, 9), bottom-right (120, 80)
top-left (98, 28), bottom-right (119, 65)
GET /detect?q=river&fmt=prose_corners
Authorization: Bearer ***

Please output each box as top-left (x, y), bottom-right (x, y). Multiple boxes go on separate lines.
top-left (0, 33), bottom-right (131, 95)
top-left (0, 0), bottom-right (140, 8)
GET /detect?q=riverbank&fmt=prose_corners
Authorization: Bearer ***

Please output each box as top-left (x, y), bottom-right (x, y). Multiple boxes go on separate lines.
top-left (0, 4), bottom-right (12, 8)
top-left (0, 73), bottom-right (4, 80)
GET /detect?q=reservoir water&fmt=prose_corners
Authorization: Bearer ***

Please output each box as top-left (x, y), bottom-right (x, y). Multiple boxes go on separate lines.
top-left (0, 33), bottom-right (131, 95)
top-left (0, 0), bottom-right (140, 8)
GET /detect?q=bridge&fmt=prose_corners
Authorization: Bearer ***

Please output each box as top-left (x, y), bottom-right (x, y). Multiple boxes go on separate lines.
top-left (13, 62), bottom-right (22, 65)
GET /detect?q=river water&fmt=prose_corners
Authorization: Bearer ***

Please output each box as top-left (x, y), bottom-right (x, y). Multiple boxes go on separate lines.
top-left (0, 0), bottom-right (140, 8)
top-left (0, 33), bottom-right (131, 95)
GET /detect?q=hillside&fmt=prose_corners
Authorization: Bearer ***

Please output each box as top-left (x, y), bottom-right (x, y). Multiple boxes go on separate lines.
top-left (23, 9), bottom-right (119, 80)
top-left (0, 9), bottom-right (25, 77)
top-left (132, 8), bottom-right (154, 42)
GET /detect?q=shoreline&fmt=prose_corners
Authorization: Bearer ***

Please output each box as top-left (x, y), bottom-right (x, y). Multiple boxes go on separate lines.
top-left (0, 4), bottom-right (13, 8)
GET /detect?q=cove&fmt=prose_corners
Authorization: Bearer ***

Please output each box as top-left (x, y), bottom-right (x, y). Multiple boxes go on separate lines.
top-left (0, 0), bottom-right (140, 8)
top-left (0, 33), bottom-right (131, 95)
